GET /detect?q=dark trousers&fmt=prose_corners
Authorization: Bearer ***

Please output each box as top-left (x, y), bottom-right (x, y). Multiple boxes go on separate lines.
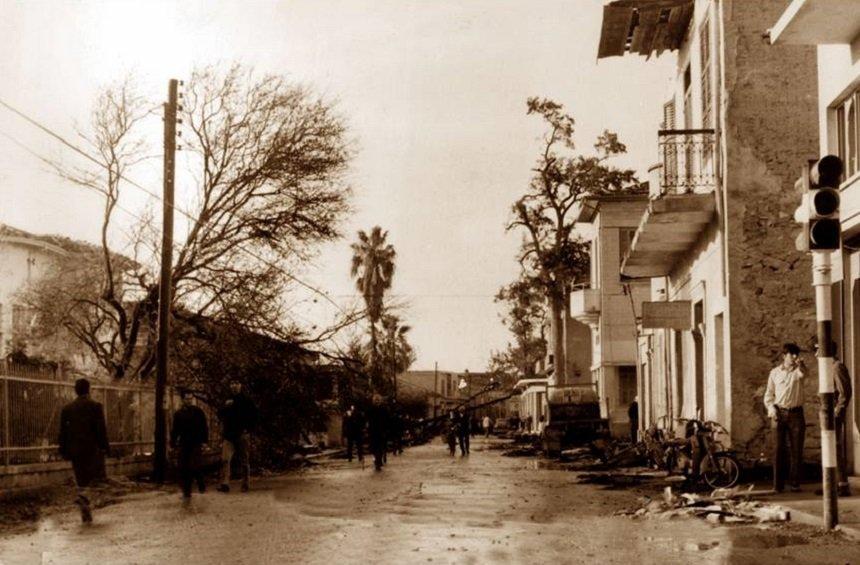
top-left (179, 446), bottom-right (205, 497)
top-left (346, 434), bottom-right (364, 462)
top-left (458, 433), bottom-right (469, 455)
top-left (836, 414), bottom-right (850, 489)
top-left (370, 438), bottom-right (386, 470)
top-left (773, 407), bottom-right (805, 491)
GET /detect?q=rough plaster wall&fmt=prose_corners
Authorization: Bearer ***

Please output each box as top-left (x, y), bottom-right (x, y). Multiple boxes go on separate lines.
top-left (723, 0), bottom-right (820, 458)
top-left (566, 318), bottom-right (592, 384)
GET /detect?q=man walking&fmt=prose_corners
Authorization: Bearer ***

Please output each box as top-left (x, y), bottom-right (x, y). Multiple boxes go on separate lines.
top-left (366, 394), bottom-right (389, 471)
top-left (217, 380), bottom-right (257, 493)
top-left (342, 405), bottom-right (365, 463)
top-left (456, 407), bottom-right (470, 456)
top-left (171, 389), bottom-right (209, 502)
top-left (58, 378), bottom-right (110, 523)
top-left (628, 397), bottom-right (639, 444)
top-left (764, 343), bottom-right (807, 492)
top-left (482, 415), bottom-right (491, 438)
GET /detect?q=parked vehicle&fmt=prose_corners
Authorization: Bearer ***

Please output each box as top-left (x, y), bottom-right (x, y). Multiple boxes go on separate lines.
top-left (663, 418), bottom-right (740, 489)
top-left (542, 386), bottom-right (610, 456)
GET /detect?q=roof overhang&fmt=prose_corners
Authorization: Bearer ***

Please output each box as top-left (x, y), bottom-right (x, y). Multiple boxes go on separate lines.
top-left (771, 0), bottom-right (860, 45)
top-left (514, 378), bottom-right (548, 392)
top-left (597, 0), bottom-right (694, 60)
top-left (621, 193), bottom-right (716, 278)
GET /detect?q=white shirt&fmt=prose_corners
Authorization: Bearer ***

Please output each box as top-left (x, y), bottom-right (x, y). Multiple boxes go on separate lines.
top-left (764, 363), bottom-right (806, 412)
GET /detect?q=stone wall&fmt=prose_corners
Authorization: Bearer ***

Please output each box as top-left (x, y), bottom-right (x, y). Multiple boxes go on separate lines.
top-left (723, 0), bottom-right (820, 458)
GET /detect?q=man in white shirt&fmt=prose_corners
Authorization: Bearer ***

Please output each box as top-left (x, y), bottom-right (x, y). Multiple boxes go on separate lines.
top-left (763, 342), bottom-right (807, 492)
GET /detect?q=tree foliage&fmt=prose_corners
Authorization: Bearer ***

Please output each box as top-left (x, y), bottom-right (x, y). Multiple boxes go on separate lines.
top-left (489, 275), bottom-right (547, 381)
top-left (24, 65), bottom-right (353, 380)
top-left (506, 97), bottom-right (638, 382)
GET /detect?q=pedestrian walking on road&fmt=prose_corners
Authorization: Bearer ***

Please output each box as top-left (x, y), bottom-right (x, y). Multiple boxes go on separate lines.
top-left (342, 405), bottom-right (365, 463)
top-left (445, 411), bottom-right (458, 456)
top-left (814, 340), bottom-right (853, 496)
top-left (217, 380), bottom-right (258, 493)
top-left (456, 407), bottom-right (470, 456)
top-left (764, 342), bottom-right (807, 493)
top-left (171, 389), bottom-right (209, 501)
top-left (58, 378), bottom-right (110, 523)
top-left (482, 415), bottom-right (491, 438)
top-left (366, 394), bottom-right (390, 471)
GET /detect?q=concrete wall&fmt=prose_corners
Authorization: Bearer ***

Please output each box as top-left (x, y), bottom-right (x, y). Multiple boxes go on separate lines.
top-left (565, 317), bottom-right (592, 385)
top-left (722, 0), bottom-right (820, 458)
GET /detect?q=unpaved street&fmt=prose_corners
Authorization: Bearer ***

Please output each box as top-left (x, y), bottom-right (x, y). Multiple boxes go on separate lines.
top-left (1, 438), bottom-right (858, 564)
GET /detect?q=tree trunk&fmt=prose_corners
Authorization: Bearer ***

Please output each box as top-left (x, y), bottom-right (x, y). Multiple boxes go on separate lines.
top-left (369, 321), bottom-right (378, 386)
top-left (549, 293), bottom-right (565, 388)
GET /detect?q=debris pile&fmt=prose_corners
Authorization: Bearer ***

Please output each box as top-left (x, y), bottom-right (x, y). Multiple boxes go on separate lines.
top-left (619, 485), bottom-right (791, 524)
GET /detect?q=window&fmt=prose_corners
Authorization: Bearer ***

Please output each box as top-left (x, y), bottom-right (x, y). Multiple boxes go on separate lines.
top-left (662, 100), bottom-right (676, 130)
top-left (700, 19), bottom-right (712, 128)
top-left (836, 90), bottom-right (860, 179)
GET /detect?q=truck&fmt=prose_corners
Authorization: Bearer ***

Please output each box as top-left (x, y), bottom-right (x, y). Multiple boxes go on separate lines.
top-left (541, 385), bottom-right (609, 456)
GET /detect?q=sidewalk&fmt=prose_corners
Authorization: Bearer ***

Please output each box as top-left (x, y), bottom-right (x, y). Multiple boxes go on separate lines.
top-left (755, 477), bottom-right (860, 539)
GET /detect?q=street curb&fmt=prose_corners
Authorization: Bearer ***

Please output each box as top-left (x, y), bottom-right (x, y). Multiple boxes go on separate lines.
top-left (304, 449), bottom-right (344, 461)
top-left (785, 506), bottom-right (860, 540)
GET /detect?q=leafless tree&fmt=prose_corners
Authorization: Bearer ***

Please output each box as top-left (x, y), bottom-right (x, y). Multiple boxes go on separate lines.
top-left (25, 65), bottom-right (354, 380)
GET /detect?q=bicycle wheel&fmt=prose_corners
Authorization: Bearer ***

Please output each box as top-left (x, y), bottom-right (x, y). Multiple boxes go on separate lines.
top-left (702, 453), bottom-right (740, 489)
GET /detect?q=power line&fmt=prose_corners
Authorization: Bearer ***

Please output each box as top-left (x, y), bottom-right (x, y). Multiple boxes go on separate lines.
top-left (0, 97), bottom-right (347, 314)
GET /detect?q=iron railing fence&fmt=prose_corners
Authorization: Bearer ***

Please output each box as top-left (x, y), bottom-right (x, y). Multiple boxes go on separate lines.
top-left (657, 129), bottom-right (716, 196)
top-left (0, 374), bottom-right (221, 468)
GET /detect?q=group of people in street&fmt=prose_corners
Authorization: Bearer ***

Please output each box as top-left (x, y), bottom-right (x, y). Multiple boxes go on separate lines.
top-left (445, 407), bottom-right (472, 456)
top-left (57, 377), bottom-right (258, 523)
top-left (764, 341), bottom-right (852, 495)
top-left (341, 394), bottom-right (409, 471)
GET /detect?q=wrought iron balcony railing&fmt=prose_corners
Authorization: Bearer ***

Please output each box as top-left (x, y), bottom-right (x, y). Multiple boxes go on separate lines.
top-left (656, 129), bottom-right (716, 197)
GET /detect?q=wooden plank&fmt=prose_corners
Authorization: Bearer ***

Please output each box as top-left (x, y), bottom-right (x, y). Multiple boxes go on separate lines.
top-left (598, 5), bottom-right (635, 59)
top-left (666, 3), bottom-right (694, 50)
top-left (631, 6), bottom-right (661, 55)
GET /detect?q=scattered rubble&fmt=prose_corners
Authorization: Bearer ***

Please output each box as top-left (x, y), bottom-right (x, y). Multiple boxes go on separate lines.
top-left (618, 485), bottom-right (792, 524)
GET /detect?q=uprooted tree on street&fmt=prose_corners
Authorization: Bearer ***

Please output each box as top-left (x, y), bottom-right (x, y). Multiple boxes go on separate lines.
top-left (24, 65), bottom-right (354, 381)
top-left (507, 97), bottom-right (638, 384)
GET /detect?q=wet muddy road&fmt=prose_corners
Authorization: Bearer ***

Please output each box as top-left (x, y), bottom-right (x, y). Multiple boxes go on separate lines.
top-left (0, 438), bottom-right (857, 564)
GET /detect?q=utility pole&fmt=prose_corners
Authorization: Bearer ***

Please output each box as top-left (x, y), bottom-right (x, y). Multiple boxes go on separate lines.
top-left (434, 362), bottom-right (438, 418)
top-left (153, 78), bottom-right (179, 483)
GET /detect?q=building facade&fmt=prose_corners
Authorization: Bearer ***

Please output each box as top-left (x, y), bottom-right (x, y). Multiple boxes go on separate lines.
top-left (772, 0), bottom-right (860, 475)
top-left (573, 194), bottom-right (650, 437)
top-left (598, 0), bottom-right (821, 459)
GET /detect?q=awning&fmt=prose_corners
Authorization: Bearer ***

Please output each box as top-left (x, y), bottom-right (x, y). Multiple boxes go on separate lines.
top-left (514, 378), bottom-right (548, 392)
top-left (597, 0), bottom-right (694, 60)
top-left (771, 0), bottom-right (860, 45)
top-left (621, 193), bottom-right (716, 278)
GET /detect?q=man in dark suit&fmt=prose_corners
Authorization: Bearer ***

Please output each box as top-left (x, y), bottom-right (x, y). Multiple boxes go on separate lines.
top-left (171, 389), bottom-right (209, 501)
top-left (217, 380), bottom-right (257, 492)
top-left (58, 378), bottom-right (110, 523)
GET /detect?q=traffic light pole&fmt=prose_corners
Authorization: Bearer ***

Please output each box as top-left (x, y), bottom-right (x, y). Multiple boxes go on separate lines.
top-left (812, 251), bottom-right (838, 529)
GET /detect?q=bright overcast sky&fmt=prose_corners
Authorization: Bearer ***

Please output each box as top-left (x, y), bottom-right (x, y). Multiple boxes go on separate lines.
top-left (0, 0), bottom-right (674, 372)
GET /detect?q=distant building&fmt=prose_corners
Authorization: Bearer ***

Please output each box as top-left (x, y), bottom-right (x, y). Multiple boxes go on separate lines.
top-left (597, 0), bottom-right (820, 458)
top-left (573, 193), bottom-right (649, 437)
top-left (771, 0), bottom-right (860, 475)
top-left (397, 369), bottom-right (460, 418)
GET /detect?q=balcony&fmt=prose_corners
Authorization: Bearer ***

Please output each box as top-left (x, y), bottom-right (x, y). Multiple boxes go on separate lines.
top-left (570, 287), bottom-right (600, 327)
top-left (653, 129), bottom-right (716, 199)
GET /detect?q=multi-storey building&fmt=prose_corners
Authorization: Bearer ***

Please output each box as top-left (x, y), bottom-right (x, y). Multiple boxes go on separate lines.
top-left (771, 0), bottom-right (860, 475)
top-left (597, 0), bottom-right (820, 458)
top-left (572, 193), bottom-right (650, 437)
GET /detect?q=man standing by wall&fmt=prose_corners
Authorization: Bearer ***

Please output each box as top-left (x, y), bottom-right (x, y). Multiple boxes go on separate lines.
top-left (764, 343), bottom-right (807, 493)
top-left (171, 389), bottom-right (209, 502)
top-left (58, 378), bottom-right (110, 523)
top-left (217, 380), bottom-right (257, 493)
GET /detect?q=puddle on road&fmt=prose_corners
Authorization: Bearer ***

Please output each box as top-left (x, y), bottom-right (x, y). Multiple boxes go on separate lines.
top-left (727, 532), bottom-right (810, 549)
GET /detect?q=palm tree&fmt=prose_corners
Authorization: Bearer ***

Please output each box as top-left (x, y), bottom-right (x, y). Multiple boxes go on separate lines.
top-left (350, 226), bottom-right (396, 382)
top-left (380, 313), bottom-right (415, 396)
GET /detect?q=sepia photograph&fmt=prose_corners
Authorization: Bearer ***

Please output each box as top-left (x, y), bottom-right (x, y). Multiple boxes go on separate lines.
top-left (1, 0), bottom-right (860, 563)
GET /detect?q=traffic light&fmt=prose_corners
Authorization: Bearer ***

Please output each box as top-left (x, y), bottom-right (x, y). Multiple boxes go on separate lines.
top-left (794, 156), bottom-right (843, 252)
